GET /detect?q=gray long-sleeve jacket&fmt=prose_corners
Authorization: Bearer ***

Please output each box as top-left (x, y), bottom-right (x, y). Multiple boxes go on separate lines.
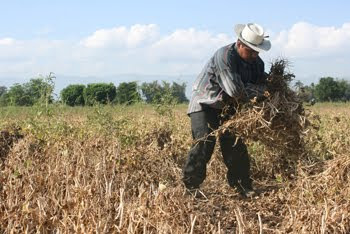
top-left (187, 43), bottom-right (266, 114)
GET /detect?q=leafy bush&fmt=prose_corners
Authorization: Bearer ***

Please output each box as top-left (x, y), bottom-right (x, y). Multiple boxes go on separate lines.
top-left (0, 86), bottom-right (9, 106)
top-left (6, 83), bottom-right (32, 106)
top-left (115, 82), bottom-right (141, 105)
top-left (140, 81), bottom-right (188, 104)
top-left (314, 77), bottom-right (350, 102)
top-left (0, 92), bottom-right (8, 106)
top-left (60, 84), bottom-right (85, 106)
top-left (170, 82), bottom-right (188, 103)
top-left (1, 74), bottom-right (55, 106)
top-left (83, 83), bottom-right (116, 105)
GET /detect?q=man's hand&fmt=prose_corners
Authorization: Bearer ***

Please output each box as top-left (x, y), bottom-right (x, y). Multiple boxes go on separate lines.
top-left (245, 83), bottom-right (267, 101)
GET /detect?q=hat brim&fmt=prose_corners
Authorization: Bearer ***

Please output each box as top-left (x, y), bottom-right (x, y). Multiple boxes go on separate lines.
top-left (234, 24), bottom-right (271, 53)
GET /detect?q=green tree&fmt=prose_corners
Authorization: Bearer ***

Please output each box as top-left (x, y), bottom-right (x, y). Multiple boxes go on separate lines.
top-left (158, 81), bottom-right (175, 104)
top-left (344, 81), bottom-right (350, 101)
top-left (6, 83), bottom-right (31, 106)
top-left (84, 83), bottom-right (116, 105)
top-left (40, 72), bottom-right (56, 108)
top-left (140, 81), bottom-right (163, 104)
top-left (3, 73), bottom-right (55, 106)
top-left (314, 77), bottom-right (343, 101)
top-left (337, 79), bottom-right (350, 101)
top-left (140, 81), bottom-right (188, 104)
top-left (25, 79), bottom-right (45, 103)
top-left (115, 82), bottom-right (141, 105)
top-left (0, 86), bottom-right (8, 106)
top-left (25, 73), bottom-right (55, 106)
top-left (60, 84), bottom-right (85, 106)
top-left (171, 82), bottom-right (188, 103)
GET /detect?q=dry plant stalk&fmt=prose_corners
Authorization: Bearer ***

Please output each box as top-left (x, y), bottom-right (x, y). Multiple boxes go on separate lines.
top-left (218, 59), bottom-right (308, 153)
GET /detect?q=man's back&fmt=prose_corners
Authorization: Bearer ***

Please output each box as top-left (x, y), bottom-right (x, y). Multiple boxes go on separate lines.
top-left (187, 43), bottom-right (265, 114)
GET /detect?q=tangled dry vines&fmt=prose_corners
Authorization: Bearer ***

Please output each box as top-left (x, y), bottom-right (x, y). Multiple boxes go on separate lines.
top-left (218, 59), bottom-right (310, 155)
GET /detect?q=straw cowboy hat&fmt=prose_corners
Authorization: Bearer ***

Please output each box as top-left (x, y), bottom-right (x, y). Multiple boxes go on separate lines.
top-left (234, 23), bottom-right (271, 52)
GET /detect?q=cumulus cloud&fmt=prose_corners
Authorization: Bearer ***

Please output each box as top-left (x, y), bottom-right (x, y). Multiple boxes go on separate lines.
top-left (149, 28), bottom-right (231, 61)
top-left (0, 22), bottom-right (350, 82)
top-left (0, 38), bottom-right (72, 77)
top-left (272, 22), bottom-right (350, 58)
top-left (80, 24), bottom-right (159, 49)
top-left (76, 26), bottom-right (232, 75)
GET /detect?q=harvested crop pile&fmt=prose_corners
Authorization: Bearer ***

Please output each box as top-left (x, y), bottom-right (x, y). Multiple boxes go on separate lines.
top-left (219, 59), bottom-right (309, 154)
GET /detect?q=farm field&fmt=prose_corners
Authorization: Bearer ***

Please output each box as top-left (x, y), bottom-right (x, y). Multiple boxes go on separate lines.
top-left (0, 103), bottom-right (349, 233)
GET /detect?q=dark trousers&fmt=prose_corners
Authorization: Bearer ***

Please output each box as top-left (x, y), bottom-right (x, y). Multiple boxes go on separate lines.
top-left (183, 109), bottom-right (251, 189)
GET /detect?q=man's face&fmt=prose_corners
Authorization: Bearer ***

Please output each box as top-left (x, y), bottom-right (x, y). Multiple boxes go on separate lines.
top-left (237, 41), bottom-right (259, 63)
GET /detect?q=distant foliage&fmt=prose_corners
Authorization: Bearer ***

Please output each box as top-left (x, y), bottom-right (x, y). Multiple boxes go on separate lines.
top-left (140, 81), bottom-right (188, 104)
top-left (170, 82), bottom-right (188, 103)
top-left (294, 77), bottom-right (350, 103)
top-left (115, 82), bottom-right (141, 105)
top-left (7, 83), bottom-right (30, 106)
top-left (337, 79), bottom-right (350, 101)
top-left (0, 86), bottom-right (8, 106)
top-left (0, 86), bottom-right (6, 97)
top-left (83, 83), bottom-right (116, 105)
top-left (38, 72), bottom-right (56, 109)
top-left (60, 84), bottom-right (85, 106)
top-left (314, 77), bottom-right (350, 102)
top-left (294, 80), bottom-right (314, 103)
top-left (140, 81), bottom-right (164, 104)
top-left (0, 74), bottom-right (55, 106)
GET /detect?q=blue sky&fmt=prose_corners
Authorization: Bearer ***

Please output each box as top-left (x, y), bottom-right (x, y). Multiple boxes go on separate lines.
top-left (1, 0), bottom-right (350, 90)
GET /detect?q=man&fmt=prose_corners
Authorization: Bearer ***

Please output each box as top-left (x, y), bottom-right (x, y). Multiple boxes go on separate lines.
top-left (183, 23), bottom-right (271, 198)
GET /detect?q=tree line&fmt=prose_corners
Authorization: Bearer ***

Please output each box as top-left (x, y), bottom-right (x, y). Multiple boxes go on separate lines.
top-left (0, 74), bottom-right (189, 106)
top-left (295, 77), bottom-right (350, 102)
top-left (1, 75), bottom-right (350, 107)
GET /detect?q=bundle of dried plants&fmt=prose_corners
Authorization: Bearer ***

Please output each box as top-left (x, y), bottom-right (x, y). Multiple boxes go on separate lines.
top-left (218, 59), bottom-right (309, 154)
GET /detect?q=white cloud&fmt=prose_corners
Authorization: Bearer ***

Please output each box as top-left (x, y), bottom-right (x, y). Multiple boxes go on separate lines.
top-left (80, 24), bottom-right (159, 48)
top-left (0, 38), bottom-right (15, 46)
top-left (272, 22), bottom-right (350, 58)
top-left (149, 28), bottom-right (231, 61)
top-left (0, 39), bottom-right (72, 77)
top-left (0, 22), bottom-right (350, 85)
top-left (261, 22), bottom-right (350, 83)
top-left (76, 26), bottom-right (232, 75)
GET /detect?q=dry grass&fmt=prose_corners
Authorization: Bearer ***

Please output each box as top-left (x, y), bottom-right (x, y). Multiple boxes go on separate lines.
top-left (0, 102), bottom-right (349, 233)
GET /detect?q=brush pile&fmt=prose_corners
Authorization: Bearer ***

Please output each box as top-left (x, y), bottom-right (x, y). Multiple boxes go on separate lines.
top-left (219, 59), bottom-right (309, 153)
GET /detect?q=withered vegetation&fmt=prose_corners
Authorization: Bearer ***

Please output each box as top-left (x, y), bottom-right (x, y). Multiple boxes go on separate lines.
top-left (0, 127), bottom-right (23, 163)
top-left (0, 90), bottom-right (349, 232)
top-left (219, 59), bottom-right (307, 152)
top-left (215, 59), bottom-right (316, 178)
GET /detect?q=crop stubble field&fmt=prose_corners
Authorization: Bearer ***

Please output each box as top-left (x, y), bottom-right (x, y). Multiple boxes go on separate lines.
top-left (0, 103), bottom-right (349, 233)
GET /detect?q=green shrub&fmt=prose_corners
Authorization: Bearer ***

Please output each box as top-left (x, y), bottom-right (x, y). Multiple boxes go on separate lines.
top-left (115, 82), bottom-right (141, 105)
top-left (61, 84), bottom-right (85, 106)
top-left (83, 83), bottom-right (116, 105)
